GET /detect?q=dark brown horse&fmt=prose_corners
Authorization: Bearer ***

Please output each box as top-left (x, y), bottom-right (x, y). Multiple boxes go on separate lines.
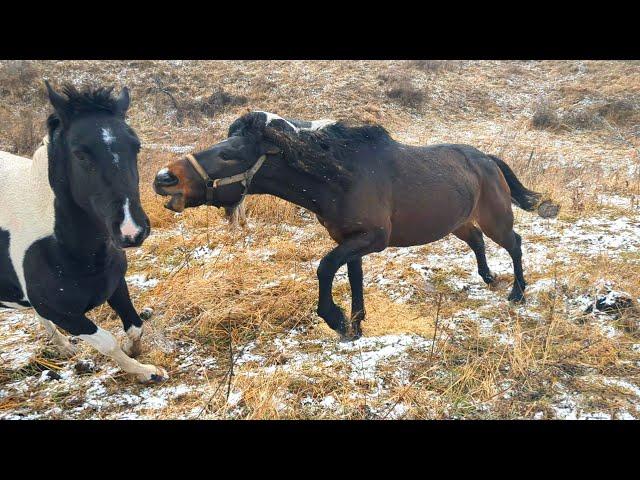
top-left (153, 111), bottom-right (557, 340)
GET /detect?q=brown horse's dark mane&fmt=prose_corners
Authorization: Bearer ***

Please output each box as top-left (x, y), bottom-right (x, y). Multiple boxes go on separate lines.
top-left (229, 111), bottom-right (395, 189)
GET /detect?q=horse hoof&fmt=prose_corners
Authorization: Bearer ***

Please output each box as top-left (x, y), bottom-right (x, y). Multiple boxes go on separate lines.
top-left (482, 271), bottom-right (497, 285)
top-left (508, 291), bottom-right (526, 303)
top-left (123, 339), bottom-right (142, 358)
top-left (140, 307), bottom-right (154, 320)
top-left (137, 366), bottom-right (169, 384)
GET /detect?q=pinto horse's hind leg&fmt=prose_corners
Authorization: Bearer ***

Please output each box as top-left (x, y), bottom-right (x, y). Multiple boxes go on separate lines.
top-left (453, 223), bottom-right (495, 285)
top-left (108, 278), bottom-right (144, 358)
top-left (36, 314), bottom-right (78, 358)
top-left (46, 313), bottom-right (168, 383)
top-left (317, 230), bottom-right (387, 340)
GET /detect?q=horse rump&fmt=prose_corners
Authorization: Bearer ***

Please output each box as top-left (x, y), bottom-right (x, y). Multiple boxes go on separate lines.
top-left (488, 154), bottom-right (559, 218)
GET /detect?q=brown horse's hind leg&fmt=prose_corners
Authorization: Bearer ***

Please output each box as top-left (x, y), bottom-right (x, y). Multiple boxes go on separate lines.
top-left (453, 223), bottom-right (495, 285)
top-left (477, 217), bottom-right (526, 302)
top-left (476, 181), bottom-right (527, 302)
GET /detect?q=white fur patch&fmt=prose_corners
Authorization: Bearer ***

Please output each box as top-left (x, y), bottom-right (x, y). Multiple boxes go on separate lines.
top-left (0, 142), bottom-right (56, 304)
top-left (126, 325), bottom-right (143, 341)
top-left (101, 127), bottom-right (116, 145)
top-left (306, 119), bottom-right (336, 131)
top-left (254, 111), bottom-right (335, 133)
top-left (79, 327), bottom-right (118, 354)
top-left (256, 111), bottom-right (300, 132)
top-left (101, 127), bottom-right (119, 165)
top-left (120, 198), bottom-right (141, 239)
top-left (0, 301), bottom-right (30, 309)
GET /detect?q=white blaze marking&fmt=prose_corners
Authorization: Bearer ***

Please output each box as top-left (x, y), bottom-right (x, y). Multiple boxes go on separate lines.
top-left (101, 127), bottom-right (119, 165)
top-left (101, 127), bottom-right (115, 145)
top-left (121, 198), bottom-right (141, 239)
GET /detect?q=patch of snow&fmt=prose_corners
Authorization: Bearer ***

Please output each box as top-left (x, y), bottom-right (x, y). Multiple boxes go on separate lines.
top-left (125, 274), bottom-right (159, 290)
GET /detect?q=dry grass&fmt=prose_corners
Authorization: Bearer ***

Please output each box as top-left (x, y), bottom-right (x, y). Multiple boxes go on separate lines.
top-left (1, 60), bottom-right (639, 419)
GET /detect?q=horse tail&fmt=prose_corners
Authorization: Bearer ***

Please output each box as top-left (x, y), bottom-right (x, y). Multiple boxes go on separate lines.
top-left (488, 155), bottom-right (559, 218)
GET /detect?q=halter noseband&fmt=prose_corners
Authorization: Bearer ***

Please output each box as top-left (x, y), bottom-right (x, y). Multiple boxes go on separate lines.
top-left (184, 153), bottom-right (267, 205)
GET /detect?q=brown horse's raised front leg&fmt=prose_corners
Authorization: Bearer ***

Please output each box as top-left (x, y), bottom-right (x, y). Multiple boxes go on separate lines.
top-left (317, 230), bottom-right (387, 340)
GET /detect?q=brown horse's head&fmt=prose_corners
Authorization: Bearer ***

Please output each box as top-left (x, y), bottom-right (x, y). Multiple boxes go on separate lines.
top-left (153, 112), bottom-right (283, 212)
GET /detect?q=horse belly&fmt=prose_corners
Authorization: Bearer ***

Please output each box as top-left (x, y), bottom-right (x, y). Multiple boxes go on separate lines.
top-left (0, 229), bottom-right (31, 308)
top-left (388, 181), bottom-right (479, 247)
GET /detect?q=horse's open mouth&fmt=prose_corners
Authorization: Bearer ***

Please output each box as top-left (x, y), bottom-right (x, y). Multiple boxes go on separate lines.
top-left (165, 193), bottom-right (185, 213)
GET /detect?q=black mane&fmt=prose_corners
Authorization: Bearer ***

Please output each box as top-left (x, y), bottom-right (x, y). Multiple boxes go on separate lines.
top-left (229, 111), bottom-right (395, 188)
top-left (46, 84), bottom-right (123, 137)
top-left (60, 84), bottom-right (120, 115)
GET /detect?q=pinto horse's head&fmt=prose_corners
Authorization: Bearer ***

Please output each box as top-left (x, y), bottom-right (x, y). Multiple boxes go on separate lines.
top-left (45, 81), bottom-right (150, 248)
top-left (153, 112), bottom-right (283, 212)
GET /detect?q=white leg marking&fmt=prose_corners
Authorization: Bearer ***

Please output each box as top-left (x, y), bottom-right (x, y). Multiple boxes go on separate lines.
top-left (120, 198), bottom-right (142, 239)
top-left (1, 301), bottom-right (30, 309)
top-left (80, 327), bottom-right (167, 382)
top-left (123, 325), bottom-right (143, 357)
top-left (36, 314), bottom-right (77, 357)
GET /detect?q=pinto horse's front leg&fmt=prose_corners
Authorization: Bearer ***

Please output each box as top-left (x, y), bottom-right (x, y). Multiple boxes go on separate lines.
top-left (108, 277), bottom-right (145, 358)
top-left (316, 230), bottom-right (387, 340)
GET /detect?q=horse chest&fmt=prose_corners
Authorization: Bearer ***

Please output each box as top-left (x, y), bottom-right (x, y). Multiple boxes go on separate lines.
top-left (24, 238), bottom-right (127, 315)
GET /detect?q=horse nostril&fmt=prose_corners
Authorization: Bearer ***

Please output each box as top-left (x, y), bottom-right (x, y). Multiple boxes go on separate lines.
top-left (155, 169), bottom-right (179, 187)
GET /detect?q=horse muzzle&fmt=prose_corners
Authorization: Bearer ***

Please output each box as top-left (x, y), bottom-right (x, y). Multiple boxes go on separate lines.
top-left (116, 223), bottom-right (150, 249)
top-left (154, 168), bottom-right (188, 212)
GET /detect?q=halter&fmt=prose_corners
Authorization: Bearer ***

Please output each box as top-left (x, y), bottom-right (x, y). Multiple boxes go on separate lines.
top-left (184, 153), bottom-right (267, 205)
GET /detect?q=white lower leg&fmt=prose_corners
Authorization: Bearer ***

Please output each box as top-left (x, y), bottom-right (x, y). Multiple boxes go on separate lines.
top-left (79, 327), bottom-right (168, 382)
top-left (238, 201), bottom-right (247, 226)
top-left (36, 314), bottom-right (77, 357)
top-left (122, 325), bottom-right (143, 357)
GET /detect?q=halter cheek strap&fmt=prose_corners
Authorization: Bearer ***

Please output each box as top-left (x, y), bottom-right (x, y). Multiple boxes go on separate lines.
top-left (184, 153), bottom-right (267, 205)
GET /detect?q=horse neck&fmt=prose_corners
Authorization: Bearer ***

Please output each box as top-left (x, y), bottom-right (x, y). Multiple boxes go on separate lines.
top-left (47, 138), bottom-right (113, 262)
top-left (249, 157), bottom-right (335, 217)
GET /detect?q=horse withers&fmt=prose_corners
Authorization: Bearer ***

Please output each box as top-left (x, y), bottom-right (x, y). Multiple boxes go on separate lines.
top-left (154, 111), bottom-right (558, 340)
top-left (0, 82), bottom-right (168, 383)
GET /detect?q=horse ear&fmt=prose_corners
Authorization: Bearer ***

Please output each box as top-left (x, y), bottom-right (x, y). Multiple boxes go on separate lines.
top-left (44, 80), bottom-right (70, 125)
top-left (115, 86), bottom-right (130, 117)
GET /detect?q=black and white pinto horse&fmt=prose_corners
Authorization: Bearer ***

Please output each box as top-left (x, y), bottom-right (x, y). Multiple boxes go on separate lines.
top-left (0, 82), bottom-right (168, 383)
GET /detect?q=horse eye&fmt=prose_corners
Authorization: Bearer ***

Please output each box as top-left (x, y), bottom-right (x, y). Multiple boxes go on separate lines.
top-left (73, 149), bottom-right (88, 161)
